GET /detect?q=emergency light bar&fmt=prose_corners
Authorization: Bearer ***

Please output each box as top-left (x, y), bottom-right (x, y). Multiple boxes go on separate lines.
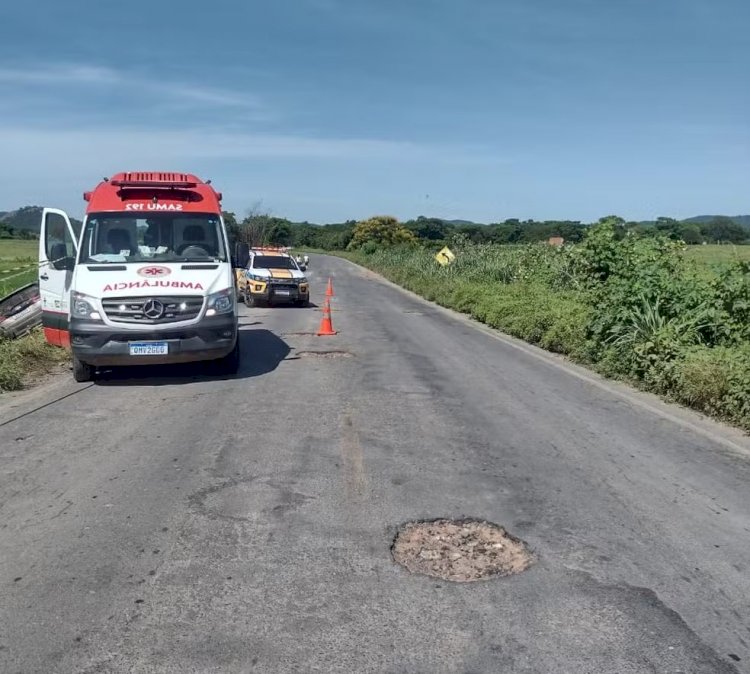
top-left (82, 172), bottom-right (222, 204)
top-left (111, 179), bottom-right (198, 189)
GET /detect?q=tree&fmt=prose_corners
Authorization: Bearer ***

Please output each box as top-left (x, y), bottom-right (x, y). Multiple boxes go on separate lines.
top-left (655, 217), bottom-right (682, 240)
top-left (266, 218), bottom-right (292, 246)
top-left (405, 216), bottom-right (450, 241)
top-left (700, 217), bottom-right (747, 244)
top-left (238, 203), bottom-right (276, 247)
top-left (222, 211), bottom-right (240, 244)
top-left (678, 223), bottom-right (703, 245)
top-left (347, 216), bottom-right (416, 250)
top-left (598, 215), bottom-right (627, 240)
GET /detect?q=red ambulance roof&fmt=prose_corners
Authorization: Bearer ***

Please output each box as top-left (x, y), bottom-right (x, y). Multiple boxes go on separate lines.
top-left (83, 172), bottom-right (223, 214)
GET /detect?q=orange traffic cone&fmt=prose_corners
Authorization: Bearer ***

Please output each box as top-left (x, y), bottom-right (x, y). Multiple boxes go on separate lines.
top-left (317, 298), bottom-right (337, 336)
top-left (325, 277), bottom-right (334, 297)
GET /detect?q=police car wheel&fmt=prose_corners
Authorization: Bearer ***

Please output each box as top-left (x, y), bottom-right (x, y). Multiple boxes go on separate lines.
top-left (72, 355), bottom-right (95, 383)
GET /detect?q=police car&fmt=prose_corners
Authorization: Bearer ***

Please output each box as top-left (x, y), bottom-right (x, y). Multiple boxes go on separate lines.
top-left (236, 248), bottom-right (310, 307)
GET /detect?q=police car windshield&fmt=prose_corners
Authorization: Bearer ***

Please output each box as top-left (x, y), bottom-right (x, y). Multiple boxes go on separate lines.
top-left (253, 256), bottom-right (298, 270)
top-left (79, 212), bottom-right (226, 264)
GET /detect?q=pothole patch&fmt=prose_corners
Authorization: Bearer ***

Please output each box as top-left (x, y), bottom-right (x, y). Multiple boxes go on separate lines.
top-left (392, 518), bottom-right (534, 582)
top-left (296, 350), bottom-right (353, 359)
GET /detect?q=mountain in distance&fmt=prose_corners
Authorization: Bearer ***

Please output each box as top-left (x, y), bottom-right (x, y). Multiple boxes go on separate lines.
top-left (682, 215), bottom-right (750, 230)
top-left (0, 206), bottom-right (81, 235)
top-left (0, 206), bottom-right (45, 232)
top-left (443, 219), bottom-right (486, 227)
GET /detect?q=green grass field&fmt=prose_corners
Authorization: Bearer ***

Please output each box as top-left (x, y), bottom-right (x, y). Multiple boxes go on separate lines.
top-left (0, 239), bottom-right (38, 296)
top-left (684, 244), bottom-right (750, 265)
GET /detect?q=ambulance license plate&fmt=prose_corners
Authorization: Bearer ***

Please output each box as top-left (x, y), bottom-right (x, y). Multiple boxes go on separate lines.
top-left (129, 341), bottom-right (169, 356)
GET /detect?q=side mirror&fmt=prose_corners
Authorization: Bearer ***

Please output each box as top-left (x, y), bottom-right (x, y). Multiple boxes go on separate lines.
top-left (299, 264), bottom-right (307, 272)
top-left (51, 256), bottom-right (75, 271)
top-left (50, 243), bottom-right (74, 271)
top-left (235, 242), bottom-right (250, 269)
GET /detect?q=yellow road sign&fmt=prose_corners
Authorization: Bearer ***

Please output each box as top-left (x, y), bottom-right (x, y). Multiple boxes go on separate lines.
top-left (435, 246), bottom-right (456, 266)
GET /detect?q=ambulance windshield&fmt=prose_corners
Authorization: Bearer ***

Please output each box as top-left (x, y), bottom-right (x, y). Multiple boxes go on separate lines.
top-left (79, 212), bottom-right (227, 264)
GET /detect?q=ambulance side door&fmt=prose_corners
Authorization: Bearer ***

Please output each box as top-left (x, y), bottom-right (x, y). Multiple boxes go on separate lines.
top-left (39, 208), bottom-right (79, 347)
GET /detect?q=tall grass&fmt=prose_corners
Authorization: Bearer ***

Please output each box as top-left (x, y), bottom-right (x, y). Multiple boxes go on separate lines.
top-left (0, 328), bottom-right (69, 392)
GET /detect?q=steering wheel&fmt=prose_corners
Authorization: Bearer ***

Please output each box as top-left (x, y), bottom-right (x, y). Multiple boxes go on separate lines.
top-left (176, 244), bottom-right (210, 257)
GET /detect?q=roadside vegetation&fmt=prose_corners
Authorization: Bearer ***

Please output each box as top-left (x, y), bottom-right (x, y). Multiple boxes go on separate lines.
top-left (342, 217), bottom-right (750, 431)
top-left (0, 240), bottom-right (67, 393)
top-left (0, 239), bottom-right (37, 296)
top-left (0, 328), bottom-right (69, 392)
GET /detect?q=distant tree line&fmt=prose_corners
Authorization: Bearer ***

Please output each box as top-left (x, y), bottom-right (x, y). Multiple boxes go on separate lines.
top-left (0, 204), bottom-right (746, 248)
top-left (0, 225), bottom-right (38, 240)
top-left (223, 210), bottom-right (749, 251)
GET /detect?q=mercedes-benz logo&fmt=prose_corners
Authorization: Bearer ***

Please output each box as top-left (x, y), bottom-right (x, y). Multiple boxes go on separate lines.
top-left (143, 299), bottom-right (165, 319)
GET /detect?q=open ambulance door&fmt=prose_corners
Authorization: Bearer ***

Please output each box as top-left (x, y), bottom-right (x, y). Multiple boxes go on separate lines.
top-left (39, 208), bottom-right (78, 347)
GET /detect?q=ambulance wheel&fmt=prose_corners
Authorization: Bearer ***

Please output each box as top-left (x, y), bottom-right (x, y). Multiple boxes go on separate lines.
top-left (72, 355), bottom-right (95, 383)
top-left (215, 340), bottom-right (240, 375)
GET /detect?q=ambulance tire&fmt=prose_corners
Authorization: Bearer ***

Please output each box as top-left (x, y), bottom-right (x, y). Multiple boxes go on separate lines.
top-left (214, 339), bottom-right (241, 376)
top-left (72, 355), bottom-right (95, 383)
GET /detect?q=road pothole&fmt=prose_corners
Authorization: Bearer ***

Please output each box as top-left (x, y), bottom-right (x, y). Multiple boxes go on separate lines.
top-left (296, 350), bottom-right (353, 359)
top-left (392, 518), bottom-right (534, 582)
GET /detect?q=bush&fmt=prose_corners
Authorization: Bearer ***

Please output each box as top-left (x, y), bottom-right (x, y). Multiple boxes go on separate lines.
top-left (0, 329), bottom-right (69, 392)
top-left (670, 346), bottom-right (750, 429)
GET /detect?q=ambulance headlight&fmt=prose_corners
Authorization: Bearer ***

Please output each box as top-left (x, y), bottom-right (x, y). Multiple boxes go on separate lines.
top-left (206, 288), bottom-right (233, 316)
top-left (71, 292), bottom-right (102, 321)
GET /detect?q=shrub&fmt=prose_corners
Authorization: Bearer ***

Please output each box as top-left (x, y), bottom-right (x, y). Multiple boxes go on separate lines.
top-left (0, 329), bottom-right (69, 392)
top-left (671, 345), bottom-right (750, 429)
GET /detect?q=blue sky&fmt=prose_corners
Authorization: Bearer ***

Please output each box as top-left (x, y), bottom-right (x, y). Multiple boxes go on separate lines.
top-left (1, 0), bottom-right (748, 223)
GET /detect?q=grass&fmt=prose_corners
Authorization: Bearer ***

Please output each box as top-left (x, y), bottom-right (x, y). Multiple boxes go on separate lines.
top-left (0, 328), bottom-right (69, 392)
top-left (685, 244), bottom-right (750, 265)
top-left (0, 239), bottom-right (38, 296)
top-left (0, 239), bottom-right (37, 259)
top-left (0, 239), bottom-right (69, 393)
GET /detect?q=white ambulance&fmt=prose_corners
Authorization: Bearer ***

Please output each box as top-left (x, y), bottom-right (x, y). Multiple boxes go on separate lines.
top-left (39, 172), bottom-right (245, 382)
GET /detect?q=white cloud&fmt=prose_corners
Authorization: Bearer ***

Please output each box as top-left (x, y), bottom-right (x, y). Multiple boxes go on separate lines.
top-left (0, 63), bottom-right (261, 110)
top-left (0, 64), bottom-right (117, 85)
top-left (0, 126), bottom-right (429, 162)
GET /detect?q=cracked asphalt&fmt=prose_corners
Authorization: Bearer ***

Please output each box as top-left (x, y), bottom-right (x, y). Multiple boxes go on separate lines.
top-left (1, 254), bottom-right (749, 673)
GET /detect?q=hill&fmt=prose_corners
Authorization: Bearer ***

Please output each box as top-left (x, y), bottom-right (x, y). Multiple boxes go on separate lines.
top-left (0, 206), bottom-right (46, 233)
top-left (683, 215), bottom-right (750, 230)
top-left (0, 207), bottom-right (83, 238)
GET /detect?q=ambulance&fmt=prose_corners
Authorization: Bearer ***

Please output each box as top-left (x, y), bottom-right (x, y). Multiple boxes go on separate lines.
top-left (39, 172), bottom-right (244, 382)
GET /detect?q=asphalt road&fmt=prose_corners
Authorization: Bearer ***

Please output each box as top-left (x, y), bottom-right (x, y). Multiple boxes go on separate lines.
top-left (1, 254), bottom-right (749, 674)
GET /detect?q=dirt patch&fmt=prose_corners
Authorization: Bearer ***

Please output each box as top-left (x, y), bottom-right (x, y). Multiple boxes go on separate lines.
top-left (296, 350), bottom-right (353, 359)
top-left (392, 518), bottom-right (534, 582)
